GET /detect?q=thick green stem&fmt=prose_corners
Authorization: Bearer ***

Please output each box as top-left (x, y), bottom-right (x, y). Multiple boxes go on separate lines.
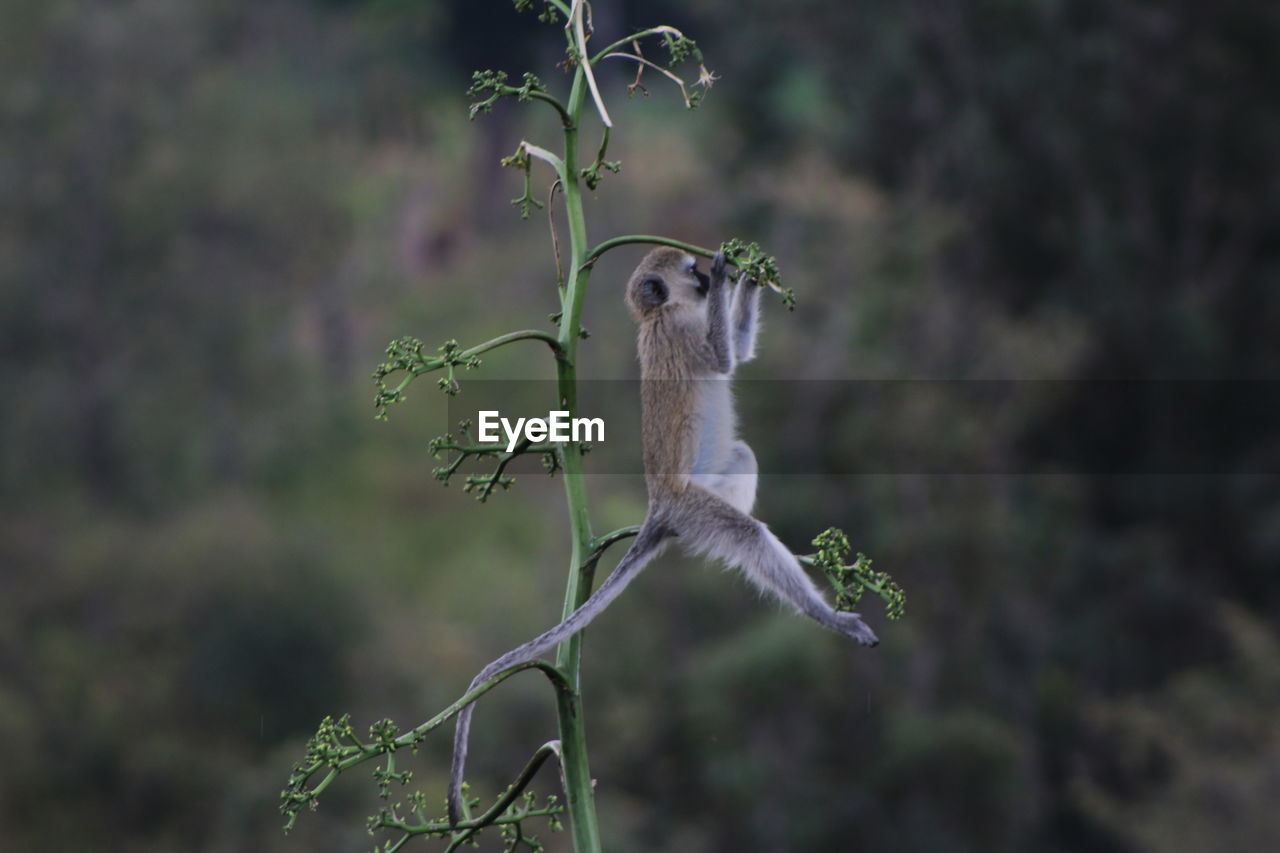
top-left (549, 56), bottom-right (604, 853)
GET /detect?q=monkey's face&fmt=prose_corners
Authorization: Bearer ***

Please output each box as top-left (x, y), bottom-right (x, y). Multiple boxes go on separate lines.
top-left (626, 248), bottom-right (710, 323)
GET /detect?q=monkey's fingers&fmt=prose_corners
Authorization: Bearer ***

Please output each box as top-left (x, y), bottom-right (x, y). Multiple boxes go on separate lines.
top-left (712, 250), bottom-right (726, 279)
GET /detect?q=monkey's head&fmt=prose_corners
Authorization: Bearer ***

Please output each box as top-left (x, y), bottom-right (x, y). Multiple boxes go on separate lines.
top-left (625, 247), bottom-right (711, 324)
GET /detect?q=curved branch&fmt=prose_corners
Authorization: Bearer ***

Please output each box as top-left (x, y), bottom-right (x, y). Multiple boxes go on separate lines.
top-left (583, 234), bottom-right (717, 268)
top-left (419, 330), bottom-right (567, 374)
top-left (589, 525), bottom-right (641, 557)
top-left (547, 179), bottom-right (564, 292)
top-left (577, 524), bottom-right (642, 596)
top-left (356, 662), bottom-right (567, 769)
top-left (590, 26), bottom-right (687, 64)
top-left (412, 661), bottom-right (572, 752)
top-left (599, 52), bottom-right (696, 108)
top-left (435, 442), bottom-right (557, 456)
top-left (462, 436), bottom-right (532, 502)
top-left (309, 666), bottom-right (562, 802)
top-left (518, 140), bottom-right (567, 179)
top-left (472, 328), bottom-right (565, 360)
top-left (286, 664), bottom-right (570, 835)
top-left (548, 0), bottom-right (572, 18)
top-left (375, 329), bottom-right (570, 420)
top-left (445, 741), bottom-right (563, 848)
top-left (430, 432), bottom-right (560, 500)
top-left (513, 87), bottom-right (574, 127)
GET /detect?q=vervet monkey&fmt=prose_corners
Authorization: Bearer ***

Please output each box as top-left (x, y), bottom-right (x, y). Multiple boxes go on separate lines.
top-left (447, 248), bottom-right (876, 825)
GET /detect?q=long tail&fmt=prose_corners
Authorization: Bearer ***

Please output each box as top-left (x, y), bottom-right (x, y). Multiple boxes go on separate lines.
top-left (447, 517), bottom-right (673, 826)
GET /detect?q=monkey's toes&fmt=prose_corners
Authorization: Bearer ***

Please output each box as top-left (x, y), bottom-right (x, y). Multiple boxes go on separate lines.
top-left (838, 612), bottom-right (879, 647)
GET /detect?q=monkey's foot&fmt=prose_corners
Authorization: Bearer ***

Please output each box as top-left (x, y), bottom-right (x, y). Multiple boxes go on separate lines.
top-left (835, 612), bottom-right (879, 646)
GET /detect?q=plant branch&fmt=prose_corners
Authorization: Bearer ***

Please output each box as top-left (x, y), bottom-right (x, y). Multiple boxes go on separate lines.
top-left (463, 437), bottom-right (531, 502)
top-left (599, 52), bottom-right (696, 108)
top-left (520, 140), bottom-right (568, 178)
top-left (280, 661), bottom-right (570, 833)
top-left (429, 428), bottom-right (559, 502)
top-left (568, 0), bottom-right (611, 127)
top-left (412, 331), bottom-right (566, 374)
top-left (584, 234), bottom-right (796, 306)
top-left (590, 26), bottom-right (687, 63)
top-left (803, 528), bottom-right (906, 619)
top-left (440, 664), bottom-right (572, 742)
top-left (445, 741), bottom-right (563, 847)
top-left (589, 525), bottom-right (641, 557)
top-left (579, 126), bottom-right (620, 191)
top-left (373, 330), bottom-right (567, 418)
top-left (583, 234), bottom-right (718, 267)
top-left (548, 179), bottom-right (565, 292)
top-left (512, 87), bottom-right (574, 127)
top-left (434, 442), bottom-right (557, 456)
top-left (579, 525), bottom-right (641, 593)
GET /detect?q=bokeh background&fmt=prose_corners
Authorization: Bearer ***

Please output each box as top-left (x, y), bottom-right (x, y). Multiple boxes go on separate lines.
top-left (3, 1), bottom-right (1278, 851)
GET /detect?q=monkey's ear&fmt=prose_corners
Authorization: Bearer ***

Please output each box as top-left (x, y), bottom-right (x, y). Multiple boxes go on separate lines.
top-left (638, 276), bottom-right (668, 307)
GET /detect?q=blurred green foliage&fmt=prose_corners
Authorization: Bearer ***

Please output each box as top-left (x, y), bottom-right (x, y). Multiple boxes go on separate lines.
top-left (2, 1), bottom-right (1277, 851)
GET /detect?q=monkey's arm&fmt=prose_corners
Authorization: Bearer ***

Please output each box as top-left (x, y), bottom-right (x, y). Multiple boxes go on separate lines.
top-left (729, 272), bottom-right (762, 364)
top-left (447, 519), bottom-right (674, 827)
top-left (705, 251), bottom-right (732, 373)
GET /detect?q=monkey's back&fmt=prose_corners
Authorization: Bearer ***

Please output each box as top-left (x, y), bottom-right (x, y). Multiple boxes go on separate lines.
top-left (637, 316), bottom-right (710, 494)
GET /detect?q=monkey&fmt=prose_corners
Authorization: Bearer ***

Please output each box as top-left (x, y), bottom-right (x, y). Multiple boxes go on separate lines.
top-left (447, 247), bottom-right (876, 826)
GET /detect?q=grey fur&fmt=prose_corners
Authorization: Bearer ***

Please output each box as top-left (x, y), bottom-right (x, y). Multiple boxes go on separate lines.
top-left (731, 271), bottom-right (762, 363)
top-left (705, 251), bottom-right (733, 373)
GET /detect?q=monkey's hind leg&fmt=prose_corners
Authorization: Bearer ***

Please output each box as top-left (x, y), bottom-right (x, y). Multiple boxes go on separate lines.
top-left (678, 488), bottom-right (879, 646)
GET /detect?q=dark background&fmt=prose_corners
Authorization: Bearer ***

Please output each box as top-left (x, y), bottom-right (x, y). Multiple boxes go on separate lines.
top-left (2, 1), bottom-right (1277, 850)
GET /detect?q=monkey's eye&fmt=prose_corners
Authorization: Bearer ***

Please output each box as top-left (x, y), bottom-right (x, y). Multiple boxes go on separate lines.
top-left (638, 276), bottom-right (668, 307)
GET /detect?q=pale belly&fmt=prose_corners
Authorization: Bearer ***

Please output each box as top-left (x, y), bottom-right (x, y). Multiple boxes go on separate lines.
top-left (690, 377), bottom-right (736, 475)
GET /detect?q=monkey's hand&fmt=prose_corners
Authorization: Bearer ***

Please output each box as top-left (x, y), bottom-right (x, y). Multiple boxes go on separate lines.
top-left (706, 250), bottom-right (732, 372)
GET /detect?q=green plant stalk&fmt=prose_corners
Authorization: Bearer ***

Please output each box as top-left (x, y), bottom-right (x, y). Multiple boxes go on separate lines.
top-left (547, 52), bottom-right (603, 853)
top-left (586, 234), bottom-right (719, 266)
